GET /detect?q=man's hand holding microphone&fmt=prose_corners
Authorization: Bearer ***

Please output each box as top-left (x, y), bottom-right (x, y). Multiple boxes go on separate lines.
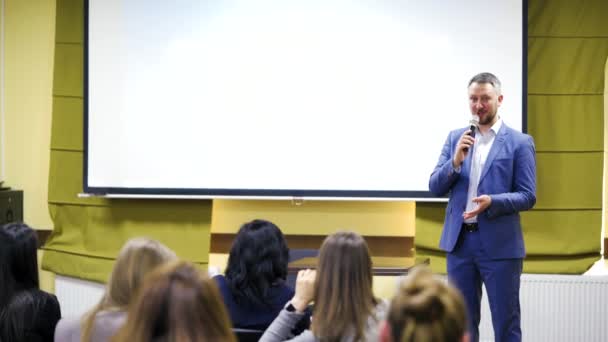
top-left (452, 115), bottom-right (479, 168)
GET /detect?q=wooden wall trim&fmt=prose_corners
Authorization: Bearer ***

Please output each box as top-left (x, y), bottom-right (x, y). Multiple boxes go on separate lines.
top-left (604, 238), bottom-right (607, 258)
top-left (211, 233), bottom-right (414, 257)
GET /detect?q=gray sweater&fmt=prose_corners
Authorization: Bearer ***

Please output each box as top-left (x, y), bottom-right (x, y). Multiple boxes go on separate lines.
top-left (54, 310), bottom-right (126, 342)
top-left (259, 300), bottom-right (388, 342)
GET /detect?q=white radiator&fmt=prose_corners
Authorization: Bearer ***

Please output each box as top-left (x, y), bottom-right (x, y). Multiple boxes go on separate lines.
top-left (479, 274), bottom-right (608, 342)
top-left (55, 275), bottom-right (105, 318)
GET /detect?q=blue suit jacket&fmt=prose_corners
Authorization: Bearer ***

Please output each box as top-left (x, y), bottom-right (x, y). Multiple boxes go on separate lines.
top-left (429, 123), bottom-right (536, 259)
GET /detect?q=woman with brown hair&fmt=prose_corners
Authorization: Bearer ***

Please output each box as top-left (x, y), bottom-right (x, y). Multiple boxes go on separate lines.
top-left (54, 237), bottom-right (177, 342)
top-left (113, 261), bottom-right (236, 342)
top-left (260, 231), bottom-right (387, 342)
top-left (380, 266), bottom-right (469, 342)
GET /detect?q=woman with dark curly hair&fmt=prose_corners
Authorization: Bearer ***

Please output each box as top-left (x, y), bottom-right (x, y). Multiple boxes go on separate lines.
top-left (214, 219), bottom-right (294, 331)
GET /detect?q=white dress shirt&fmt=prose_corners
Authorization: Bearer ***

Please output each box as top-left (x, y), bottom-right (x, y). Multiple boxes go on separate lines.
top-left (464, 118), bottom-right (502, 223)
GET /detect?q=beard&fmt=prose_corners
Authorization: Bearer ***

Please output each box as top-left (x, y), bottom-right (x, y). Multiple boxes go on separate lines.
top-left (478, 110), bottom-right (497, 125)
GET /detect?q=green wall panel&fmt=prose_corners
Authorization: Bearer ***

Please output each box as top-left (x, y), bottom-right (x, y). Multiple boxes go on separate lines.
top-left (528, 38), bottom-right (608, 94)
top-left (529, 0), bottom-right (608, 37)
top-left (53, 43), bottom-right (83, 97)
top-left (416, 206), bottom-right (600, 256)
top-left (48, 150), bottom-right (106, 206)
top-left (47, 202), bottom-right (212, 261)
top-left (42, 249), bottom-right (117, 284)
top-left (521, 210), bottom-right (601, 255)
top-left (51, 97), bottom-right (83, 151)
top-left (535, 152), bottom-right (602, 209)
top-left (415, 247), bottom-right (447, 274)
top-left (523, 254), bottom-right (599, 274)
top-left (55, 0), bottom-right (83, 44)
top-left (44, 200), bottom-right (213, 282)
top-left (415, 203), bottom-right (445, 251)
top-left (528, 95), bottom-right (603, 152)
top-left (416, 247), bottom-right (598, 275)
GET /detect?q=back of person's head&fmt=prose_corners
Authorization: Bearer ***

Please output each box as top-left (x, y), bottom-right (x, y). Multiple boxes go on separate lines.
top-left (82, 237), bottom-right (177, 341)
top-left (312, 231), bottom-right (376, 342)
top-left (225, 219), bottom-right (289, 306)
top-left (0, 289), bottom-right (58, 342)
top-left (0, 222), bottom-right (39, 309)
top-left (385, 267), bottom-right (468, 342)
top-left (105, 237), bottom-right (177, 307)
top-left (114, 261), bottom-right (236, 342)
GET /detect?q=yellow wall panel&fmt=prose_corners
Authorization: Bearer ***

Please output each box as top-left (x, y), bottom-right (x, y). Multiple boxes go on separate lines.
top-left (212, 199), bottom-right (415, 237)
top-left (414, 202), bottom-right (444, 250)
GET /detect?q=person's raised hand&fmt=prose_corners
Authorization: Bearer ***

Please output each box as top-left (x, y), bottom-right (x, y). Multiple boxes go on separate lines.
top-left (291, 269), bottom-right (316, 312)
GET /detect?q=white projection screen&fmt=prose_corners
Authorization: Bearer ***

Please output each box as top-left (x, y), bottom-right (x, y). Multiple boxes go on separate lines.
top-left (85, 0), bottom-right (526, 199)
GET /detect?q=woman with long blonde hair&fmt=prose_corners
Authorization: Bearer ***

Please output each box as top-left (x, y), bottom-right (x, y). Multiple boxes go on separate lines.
top-left (113, 261), bottom-right (236, 342)
top-left (54, 237), bottom-right (176, 342)
top-left (380, 266), bottom-right (468, 342)
top-left (260, 231), bottom-right (386, 342)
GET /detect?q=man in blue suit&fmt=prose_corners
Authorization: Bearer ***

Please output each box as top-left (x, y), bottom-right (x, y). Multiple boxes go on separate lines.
top-left (429, 72), bottom-right (536, 342)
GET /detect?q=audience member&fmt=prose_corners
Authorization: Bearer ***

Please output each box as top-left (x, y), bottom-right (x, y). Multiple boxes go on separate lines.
top-left (380, 266), bottom-right (468, 342)
top-left (260, 231), bottom-right (387, 342)
top-left (113, 261), bottom-right (236, 342)
top-left (0, 222), bottom-right (61, 342)
top-left (215, 219), bottom-right (294, 331)
top-left (54, 237), bottom-right (176, 342)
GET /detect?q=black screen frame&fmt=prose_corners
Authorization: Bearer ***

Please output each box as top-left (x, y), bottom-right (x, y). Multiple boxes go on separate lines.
top-left (83, 0), bottom-right (529, 199)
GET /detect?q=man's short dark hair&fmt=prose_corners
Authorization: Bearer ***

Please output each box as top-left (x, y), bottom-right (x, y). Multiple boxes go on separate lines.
top-left (468, 72), bottom-right (501, 94)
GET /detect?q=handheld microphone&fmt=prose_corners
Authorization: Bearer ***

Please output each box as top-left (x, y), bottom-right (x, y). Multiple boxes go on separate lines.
top-left (463, 115), bottom-right (479, 152)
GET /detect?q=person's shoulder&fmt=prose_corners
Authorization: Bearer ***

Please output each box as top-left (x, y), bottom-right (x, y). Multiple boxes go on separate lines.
top-left (443, 127), bottom-right (467, 143)
top-left (54, 316), bottom-right (82, 342)
top-left (270, 281), bottom-right (295, 303)
top-left (92, 310), bottom-right (128, 339)
top-left (275, 281), bottom-right (294, 294)
top-left (213, 274), bottom-right (231, 292)
top-left (503, 125), bottom-right (534, 146)
top-left (289, 329), bottom-right (318, 342)
top-left (213, 274), bottom-right (227, 285)
top-left (450, 127), bottom-right (468, 136)
top-left (28, 288), bottom-right (58, 303)
top-left (212, 274), bottom-right (234, 303)
top-left (373, 298), bottom-right (389, 319)
top-left (95, 309), bottom-right (127, 326)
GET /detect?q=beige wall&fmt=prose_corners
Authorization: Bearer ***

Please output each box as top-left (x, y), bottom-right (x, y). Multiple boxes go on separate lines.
top-left (604, 58), bottom-right (608, 255)
top-left (2, 0), bottom-right (56, 230)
